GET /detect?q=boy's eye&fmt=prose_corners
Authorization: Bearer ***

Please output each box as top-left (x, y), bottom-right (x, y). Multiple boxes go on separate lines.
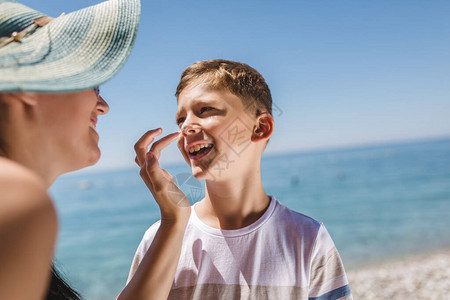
top-left (177, 117), bottom-right (185, 126)
top-left (200, 106), bottom-right (214, 114)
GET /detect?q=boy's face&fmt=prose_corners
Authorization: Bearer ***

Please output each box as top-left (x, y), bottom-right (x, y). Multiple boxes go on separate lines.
top-left (176, 83), bottom-right (257, 180)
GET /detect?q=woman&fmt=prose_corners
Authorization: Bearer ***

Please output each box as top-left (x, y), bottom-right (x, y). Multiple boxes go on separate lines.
top-left (0, 0), bottom-right (189, 299)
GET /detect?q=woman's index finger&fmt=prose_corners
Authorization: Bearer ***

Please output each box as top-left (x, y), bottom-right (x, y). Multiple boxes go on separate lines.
top-left (134, 128), bottom-right (162, 166)
top-left (149, 132), bottom-right (180, 160)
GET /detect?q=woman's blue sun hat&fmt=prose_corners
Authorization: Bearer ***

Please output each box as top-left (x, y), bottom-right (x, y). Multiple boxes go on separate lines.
top-left (0, 0), bottom-right (140, 92)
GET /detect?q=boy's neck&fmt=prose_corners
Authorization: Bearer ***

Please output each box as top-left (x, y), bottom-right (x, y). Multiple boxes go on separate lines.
top-left (195, 172), bottom-right (270, 230)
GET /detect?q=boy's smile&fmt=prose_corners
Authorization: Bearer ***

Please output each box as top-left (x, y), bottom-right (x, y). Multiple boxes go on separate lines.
top-left (185, 141), bottom-right (214, 160)
top-left (176, 83), bottom-right (255, 180)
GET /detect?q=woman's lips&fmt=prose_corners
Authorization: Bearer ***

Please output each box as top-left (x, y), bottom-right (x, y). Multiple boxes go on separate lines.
top-left (89, 119), bottom-right (97, 130)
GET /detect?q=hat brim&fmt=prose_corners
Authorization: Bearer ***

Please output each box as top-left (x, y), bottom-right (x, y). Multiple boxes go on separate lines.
top-left (0, 0), bottom-right (140, 92)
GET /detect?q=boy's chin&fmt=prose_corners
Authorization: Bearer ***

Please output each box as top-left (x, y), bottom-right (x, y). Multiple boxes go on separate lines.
top-left (190, 166), bottom-right (208, 180)
top-left (190, 165), bottom-right (216, 181)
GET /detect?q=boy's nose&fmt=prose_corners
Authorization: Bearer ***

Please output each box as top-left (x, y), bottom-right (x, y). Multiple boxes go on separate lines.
top-left (181, 123), bottom-right (201, 136)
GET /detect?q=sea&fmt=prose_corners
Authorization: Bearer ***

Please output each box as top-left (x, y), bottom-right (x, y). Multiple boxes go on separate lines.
top-left (49, 138), bottom-right (450, 300)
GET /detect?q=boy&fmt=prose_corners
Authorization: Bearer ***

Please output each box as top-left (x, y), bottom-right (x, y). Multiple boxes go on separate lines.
top-left (128, 59), bottom-right (352, 299)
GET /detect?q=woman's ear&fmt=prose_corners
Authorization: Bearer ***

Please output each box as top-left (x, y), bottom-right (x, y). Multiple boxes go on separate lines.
top-left (17, 93), bottom-right (38, 106)
top-left (0, 93), bottom-right (38, 106)
top-left (252, 112), bottom-right (274, 142)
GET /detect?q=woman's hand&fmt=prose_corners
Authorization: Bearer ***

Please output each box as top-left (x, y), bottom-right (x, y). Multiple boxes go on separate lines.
top-left (134, 128), bottom-right (190, 223)
top-left (118, 129), bottom-right (191, 300)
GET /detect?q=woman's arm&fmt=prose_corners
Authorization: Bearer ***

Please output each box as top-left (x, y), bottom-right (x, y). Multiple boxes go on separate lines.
top-left (117, 129), bottom-right (190, 300)
top-left (0, 158), bottom-right (57, 300)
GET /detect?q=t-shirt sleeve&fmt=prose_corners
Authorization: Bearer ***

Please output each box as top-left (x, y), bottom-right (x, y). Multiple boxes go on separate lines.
top-left (308, 223), bottom-right (352, 300)
top-left (126, 221), bottom-right (161, 284)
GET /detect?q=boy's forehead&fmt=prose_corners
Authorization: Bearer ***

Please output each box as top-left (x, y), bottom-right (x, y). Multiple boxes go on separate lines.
top-left (178, 82), bottom-right (218, 99)
top-left (175, 84), bottom-right (243, 114)
top-left (177, 83), bottom-right (223, 107)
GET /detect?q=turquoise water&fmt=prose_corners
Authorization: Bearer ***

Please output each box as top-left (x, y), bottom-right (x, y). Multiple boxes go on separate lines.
top-left (50, 138), bottom-right (450, 299)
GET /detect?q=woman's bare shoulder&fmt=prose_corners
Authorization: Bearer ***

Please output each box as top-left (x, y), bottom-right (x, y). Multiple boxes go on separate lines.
top-left (0, 158), bottom-right (57, 299)
top-left (0, 157), bottom-right (45, 183)
top-left (0, 157), bottom-right (55, 225)
top-left (0, 157), bottom-right (48, 199)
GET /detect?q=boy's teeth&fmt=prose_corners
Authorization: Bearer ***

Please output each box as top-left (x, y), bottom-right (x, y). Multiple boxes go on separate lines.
top-left (89, 123), bottom-right (96, 130)
top-left (189, 143), bottom-right (212, 154)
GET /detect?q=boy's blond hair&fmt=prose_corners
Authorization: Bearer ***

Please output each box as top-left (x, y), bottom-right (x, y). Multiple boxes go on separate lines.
top-left (175, 59), bottom-right (272, 116)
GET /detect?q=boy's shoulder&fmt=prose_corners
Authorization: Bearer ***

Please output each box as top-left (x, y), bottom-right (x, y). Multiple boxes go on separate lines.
top-left (140, 196), bottom-right (325, 247)
top-left (271, 197), bottom-right (323, 234)
top-left (142, 197), bottom-right (324, 237)
top-left (271, 198), bottom-right (338, 255)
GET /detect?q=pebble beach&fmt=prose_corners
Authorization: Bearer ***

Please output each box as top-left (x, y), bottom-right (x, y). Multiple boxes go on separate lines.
top-left (347, 249), bottom-right (450, 299)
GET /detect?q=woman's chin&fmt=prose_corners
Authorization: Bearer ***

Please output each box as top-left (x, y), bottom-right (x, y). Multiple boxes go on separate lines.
top-left (71, 149), bottom-right (101, 172)
top-left (87, 150), bottom-right (101, 166)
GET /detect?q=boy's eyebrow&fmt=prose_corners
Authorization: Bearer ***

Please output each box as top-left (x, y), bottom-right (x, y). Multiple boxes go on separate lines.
top-left (175, 98), bottom-right (223, 122)
top-left (175, 109), bottom-right (183, 123)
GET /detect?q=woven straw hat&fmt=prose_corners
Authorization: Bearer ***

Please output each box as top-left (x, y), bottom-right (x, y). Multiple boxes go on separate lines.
top-left (0, 0), bottom-right (140, 92)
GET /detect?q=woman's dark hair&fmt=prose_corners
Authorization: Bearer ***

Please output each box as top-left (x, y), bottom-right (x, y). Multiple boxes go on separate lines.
top-left (46, 264), bottom-right (82, 300)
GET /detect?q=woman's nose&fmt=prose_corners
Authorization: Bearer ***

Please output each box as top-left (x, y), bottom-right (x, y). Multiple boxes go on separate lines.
top-left (96, 96), bottom-right (109, 115)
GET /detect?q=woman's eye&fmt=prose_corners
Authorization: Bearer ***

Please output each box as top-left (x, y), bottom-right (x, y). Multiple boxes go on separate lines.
top-left (200, 107), bottom-right (214, 114)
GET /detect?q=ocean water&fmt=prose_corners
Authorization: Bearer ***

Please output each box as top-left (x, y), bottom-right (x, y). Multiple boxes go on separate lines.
top-left (50, 138), bottom-right (450, 299)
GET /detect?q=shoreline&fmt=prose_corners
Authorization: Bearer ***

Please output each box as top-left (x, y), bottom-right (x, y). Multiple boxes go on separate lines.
top-left (347, 248), bottom-right (450, 299)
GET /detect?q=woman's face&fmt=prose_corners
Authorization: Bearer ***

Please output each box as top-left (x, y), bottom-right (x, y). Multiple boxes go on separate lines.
top-left (35, 89), bottom-right (109, 173)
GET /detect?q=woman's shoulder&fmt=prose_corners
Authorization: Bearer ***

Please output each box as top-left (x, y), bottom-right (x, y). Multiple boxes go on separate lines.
top-left (0, 158), bottom-right (57, 300)
top-left (0, 157), bottom-right (54, 223)
top-left (0, 157), bottom-right (47, 192)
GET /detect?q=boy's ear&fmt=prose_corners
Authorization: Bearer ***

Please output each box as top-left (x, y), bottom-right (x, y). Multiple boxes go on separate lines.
top-left (251, 112), bottom-right (274, 142)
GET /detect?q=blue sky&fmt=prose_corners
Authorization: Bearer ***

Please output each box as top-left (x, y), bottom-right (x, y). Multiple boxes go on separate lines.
top-left (21, 0), bottom-right (450, 171)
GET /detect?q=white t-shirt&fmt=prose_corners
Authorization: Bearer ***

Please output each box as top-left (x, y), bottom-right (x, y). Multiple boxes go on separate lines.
top-left (128, 196), bottom-right (352, 300)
